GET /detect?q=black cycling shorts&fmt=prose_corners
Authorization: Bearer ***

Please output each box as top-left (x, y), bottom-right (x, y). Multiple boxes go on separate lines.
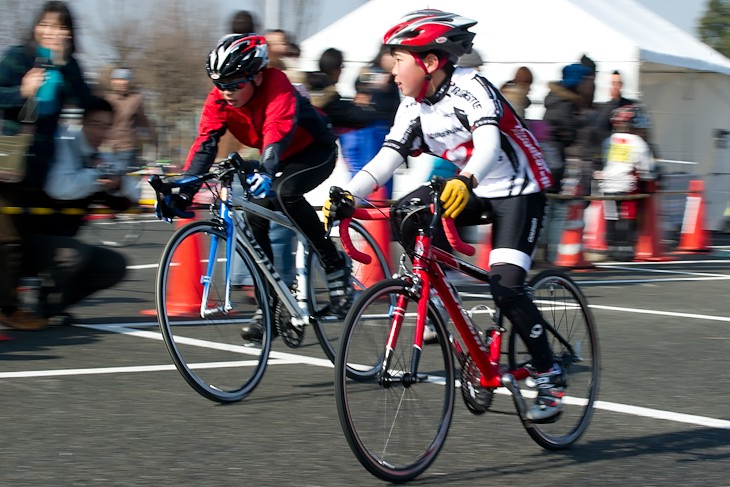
top-left (391, 184), bottom-right (546, 270)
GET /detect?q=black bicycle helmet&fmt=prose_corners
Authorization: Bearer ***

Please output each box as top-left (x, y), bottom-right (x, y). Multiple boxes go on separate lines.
top-left (206, 34), bottom-right (268, 80)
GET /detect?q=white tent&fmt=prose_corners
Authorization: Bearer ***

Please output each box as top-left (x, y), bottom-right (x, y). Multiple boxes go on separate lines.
top-left (300, 0), bottom-right (730, 230)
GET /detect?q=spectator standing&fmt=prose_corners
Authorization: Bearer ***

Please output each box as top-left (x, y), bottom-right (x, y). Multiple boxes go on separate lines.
top-left (0, 0), bottom-right (93, 330)
top-left (539, 62), bottom-right (592, 263)
top-left (542, 63), bottom-right (592, 193)
top-left (574, 54), bottom-right (600, 184)
top-left (340, 45), bottom-right (401, 197)
top-left (594, 104), bottom-right (657, 260)
top-left (265, 29), bottom-right (308, 98)
top-left (264, 29), bottom-right (289, 70)
top-left (589, 70), bottom-right (636, 170)
top-left (306, 48), bottom-right (392, 131)
top-left (39, 96), bottom-right (137, 325)
top-left (230, 9), bottom-right (257, 35)
top-left (104, 67), bottom-right (156, 171)
top-left (500, 66), bottom-right (533, 119)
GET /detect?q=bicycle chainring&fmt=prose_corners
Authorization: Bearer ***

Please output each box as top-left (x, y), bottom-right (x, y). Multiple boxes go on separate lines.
top-left (460, 354), bottom-right (494, 415)
top-left (275, 295), bottom-right (306, 349)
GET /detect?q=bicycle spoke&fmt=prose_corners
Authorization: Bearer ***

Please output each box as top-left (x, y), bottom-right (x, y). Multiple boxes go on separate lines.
top-left (335, 280), bottom-right (454, 482)
top-left (508, 270), bottom-right (600, 449)
top-left (157, 222), bottom-right (271, 402)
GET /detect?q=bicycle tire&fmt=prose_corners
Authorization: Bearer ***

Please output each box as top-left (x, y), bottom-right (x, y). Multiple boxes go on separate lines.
top-left (335, 279), bottom-right (455, 483)
top-left (505, 269), bottom-right (600, 449)
top-left (306, 219), bottom-right (390, 364)
top-left (156, 220), bottom-right (272, 403)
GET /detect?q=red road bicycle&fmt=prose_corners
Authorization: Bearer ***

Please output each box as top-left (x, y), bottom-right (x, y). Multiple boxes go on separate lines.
top-left (332, 178), bottom-right (600, 482)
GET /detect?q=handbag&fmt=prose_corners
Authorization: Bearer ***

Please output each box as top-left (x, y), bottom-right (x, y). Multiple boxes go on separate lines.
top-left (0, 97), bottom-right (38, 183)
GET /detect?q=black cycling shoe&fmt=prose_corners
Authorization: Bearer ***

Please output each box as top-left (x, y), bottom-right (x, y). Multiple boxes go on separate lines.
top-left (240, 309), bottom-right (278, 342)
top-left (326, 253), bottom-right (353, 319)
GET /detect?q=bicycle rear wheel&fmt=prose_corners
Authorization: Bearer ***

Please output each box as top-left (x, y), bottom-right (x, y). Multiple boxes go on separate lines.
top-left (307, 220), bottom-right (390, 363)
top-left (335, 279), bottom-right (455, 483)
top-left (156, 221), bottom-right (272, 403)
top-left (506, 270), bottom-right (600, 449)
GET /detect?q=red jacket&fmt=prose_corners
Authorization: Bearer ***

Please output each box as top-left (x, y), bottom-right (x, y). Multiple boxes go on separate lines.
top-left (185, 68), bottom-right (334, 175)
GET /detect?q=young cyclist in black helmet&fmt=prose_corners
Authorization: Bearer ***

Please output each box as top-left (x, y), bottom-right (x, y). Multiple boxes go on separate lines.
top-left (156, 34), bottom-right (352, 341)
top-left (323, 10), bottom-right (564, 421)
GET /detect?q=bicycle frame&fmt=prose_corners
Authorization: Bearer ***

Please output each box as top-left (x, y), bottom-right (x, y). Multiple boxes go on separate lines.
top-left (407, 240), bottom-right (529, 405)
top-left (367, 185), bottom-right (538, 414)
top-left (200, 184), bottom-right (316, 326)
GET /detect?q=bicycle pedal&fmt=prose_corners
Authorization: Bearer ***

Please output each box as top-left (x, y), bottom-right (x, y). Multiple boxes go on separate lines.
top-left (310, 305), bottom-right (331, 319)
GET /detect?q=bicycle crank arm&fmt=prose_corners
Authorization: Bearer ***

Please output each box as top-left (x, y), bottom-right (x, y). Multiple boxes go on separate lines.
top-left (501, 373), bottom-right (528, 418)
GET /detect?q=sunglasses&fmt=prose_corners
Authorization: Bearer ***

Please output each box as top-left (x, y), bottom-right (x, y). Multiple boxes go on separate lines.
top-left (213, 76), bottom-right (253, 92)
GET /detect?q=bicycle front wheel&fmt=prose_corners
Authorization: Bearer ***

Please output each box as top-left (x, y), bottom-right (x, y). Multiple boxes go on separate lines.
top-left (307, 219), bottom-right (390, 363)
top-left (507, 270), bottom-right (600, 449)
top-left (335, 279), bottom-right (455, 483)
top-left (156, 221), bottom-right (272, 403)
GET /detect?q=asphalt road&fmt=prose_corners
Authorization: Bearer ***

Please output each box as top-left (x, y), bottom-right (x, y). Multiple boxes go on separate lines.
top-left (2, 218), bottom-right (729, 487)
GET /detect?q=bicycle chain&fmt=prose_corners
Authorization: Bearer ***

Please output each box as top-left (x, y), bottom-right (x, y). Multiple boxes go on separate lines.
top-left (460, 354), bottom-right (494, 415)
top-left (275, 284), bottom-right (306, 348)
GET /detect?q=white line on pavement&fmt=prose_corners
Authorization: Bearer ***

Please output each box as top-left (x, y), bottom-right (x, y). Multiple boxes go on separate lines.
top-left (594, 400), bottom-right (730, 430)
top-left (588, 304), bottom-right (730, 322)
top-left (2, 323), bottom-right (727, 431)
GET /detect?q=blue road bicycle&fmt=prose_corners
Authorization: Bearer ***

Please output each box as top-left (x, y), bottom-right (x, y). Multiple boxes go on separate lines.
top-left (148, 154), bottom-right (389, 402)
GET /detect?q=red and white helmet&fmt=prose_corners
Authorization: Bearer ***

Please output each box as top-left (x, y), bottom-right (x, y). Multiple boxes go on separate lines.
top-left (383, 9), bottom-right (477, 62)
top-left (206, 34), bottom-right (268, 80)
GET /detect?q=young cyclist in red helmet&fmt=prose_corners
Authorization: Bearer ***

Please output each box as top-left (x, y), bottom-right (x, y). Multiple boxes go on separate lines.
top-left (324, 10), bottom-right (563, 421)
top-left (157, 34), bottom-right (352, 341)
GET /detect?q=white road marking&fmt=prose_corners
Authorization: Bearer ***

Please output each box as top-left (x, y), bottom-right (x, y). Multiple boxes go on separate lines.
top-left (4, 259), bottom-right (729, 433)
top-left (588, 304), bottom-right (730, 322)
top-left (593, 401), bottom-right (730, 429)
top-left (2, 320), bottom-right (727, 431)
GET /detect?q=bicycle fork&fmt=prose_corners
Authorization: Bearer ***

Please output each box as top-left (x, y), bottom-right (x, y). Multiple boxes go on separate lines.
top-left (199, 204), bottom-right (235, 318)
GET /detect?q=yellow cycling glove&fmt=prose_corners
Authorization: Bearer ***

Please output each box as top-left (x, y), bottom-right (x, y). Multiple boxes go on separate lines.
top-left (323, 190), bottom-right (355, 231)
top-left (440, 175), bottom-right (473, 219)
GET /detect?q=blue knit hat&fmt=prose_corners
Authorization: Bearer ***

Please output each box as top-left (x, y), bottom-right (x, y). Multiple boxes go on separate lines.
top-left (561, 63), bottom-right (590, 88)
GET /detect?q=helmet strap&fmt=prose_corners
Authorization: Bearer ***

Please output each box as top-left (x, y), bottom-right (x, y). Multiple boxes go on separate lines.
top-left (411, 52), bottom-right (448, 102)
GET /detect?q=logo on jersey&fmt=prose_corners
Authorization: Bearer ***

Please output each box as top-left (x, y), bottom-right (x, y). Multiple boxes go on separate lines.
top-left (441, 141), bottom-right (473, 162)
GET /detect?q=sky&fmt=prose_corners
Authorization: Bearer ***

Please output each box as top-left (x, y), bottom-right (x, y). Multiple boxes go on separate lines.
top-left (634, 0), bottom-right (708, 36)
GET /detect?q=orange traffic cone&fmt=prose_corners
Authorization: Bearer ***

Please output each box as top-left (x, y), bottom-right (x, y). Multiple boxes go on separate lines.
top-left (554, 197), bottom-right (593, 269)
top-left (583, 200), bottom-right (607, 252)
top-left (676, 179), bottom-right (711, 253)
top-left (476, 224), bottom-right (492, 271)
top-left (634, 191), bottom-right (672, 261)
top-left (165, 231), bottom-right (205, 316)
top-left (355, 187), bottom-right (391, 287)
top-left (141, 218), bottom-right (204, 317)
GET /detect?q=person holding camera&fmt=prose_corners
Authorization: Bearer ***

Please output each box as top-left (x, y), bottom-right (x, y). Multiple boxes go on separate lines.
top-left (0, 0), bottom-right (93, 330)
top-left (34, 96), bottom-right (138, 326)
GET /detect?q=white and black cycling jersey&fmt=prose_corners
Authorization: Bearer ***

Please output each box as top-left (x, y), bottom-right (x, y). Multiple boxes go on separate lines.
top-left (380, 67), bottom-right (552, 199)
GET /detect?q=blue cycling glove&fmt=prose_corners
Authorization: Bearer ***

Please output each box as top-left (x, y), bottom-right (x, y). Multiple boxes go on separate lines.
top-left (246, 172), bottom-right (273, 198)
top-left (155, 193), bottom-right (194, 220)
